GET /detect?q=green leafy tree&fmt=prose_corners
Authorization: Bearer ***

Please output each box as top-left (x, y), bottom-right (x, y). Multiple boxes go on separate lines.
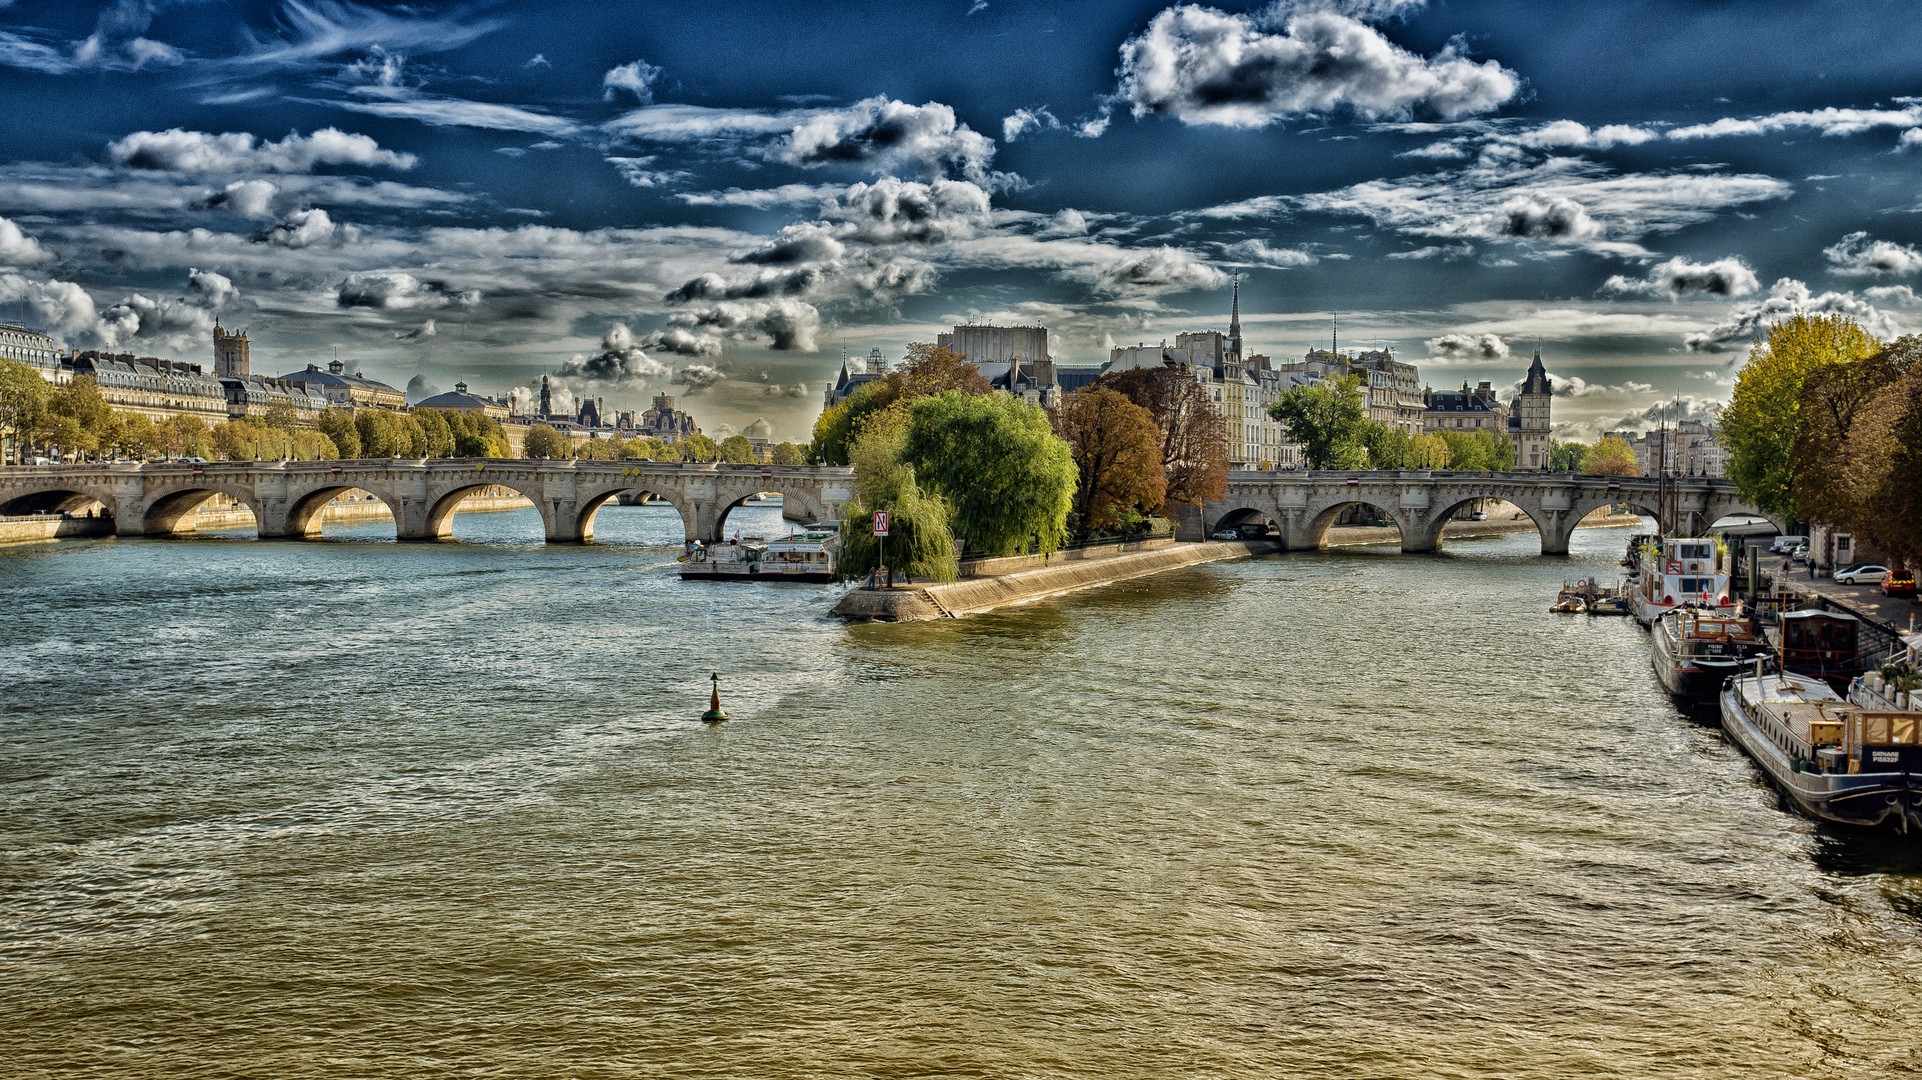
top-left (1358, 420), bottom-right (1412, 469)
top-left (811, 381), bottom-right (885, 466)
top-left (523, 423), bottom-right (568, 459)
top-left (48, 376), bottom-right (111, 459)
top-left (1583, 435), bottom-right (1638, 476)
top-left (164, 413), bottom-right (211, 459)
top-left (211, 419), bottom-right (260, 460)
top-left (317, 408), bottom-right (360, 458)
top-left (682, 432), bottom-right (721, 462)
top-left (0, 358), bottom-right (53, 462)
top-left (414, 408), bottom-right (456, 458)
top-left (1791, 340), bottom-right (1909, 530)
top-left (903, 390), bottom-right (1075, 557)
top-left (1436, 428), bottom-right (1516, 471)
top-left (771, 441), bottom-right (807, 465)
top-left (720, 434), bottom-right (754, 463)
top-left (1268, 375), bottom-right (1367, 469)
top-left (1549, 440), bottom-right (1590, 472)
top-left (835, 411), bottom-right (959, 583)
top-left (1841, 349), bottom-right (1922, 562)
top-left (262, 399), bottom-right (301, 433)
top-left (1410, 432), bottom-right (1450, 469)
top-left (1719, 312), bottom-right (1881, 522)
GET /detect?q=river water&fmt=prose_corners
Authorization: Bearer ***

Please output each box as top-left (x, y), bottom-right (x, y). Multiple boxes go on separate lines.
top-left (4, 508), bottom-right (1920, 1078)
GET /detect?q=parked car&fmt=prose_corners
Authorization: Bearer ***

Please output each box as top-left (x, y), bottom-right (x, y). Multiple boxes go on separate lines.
top-left (1882, 569), bottom-right (1918, 598)
top-left (1791, 544), bottom-right (1810, 564)
top-left (1770, 535), bottom-right (1809, 554)
top-left (1834, 563), bottom-right (1890, 584)
top-left (1211, 529), bottom-right (1240, 540)
top-left (1468, 510), bottom-right (1488, 521)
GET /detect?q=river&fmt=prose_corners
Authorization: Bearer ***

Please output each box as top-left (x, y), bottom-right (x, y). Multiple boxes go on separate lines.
top-left (3, 508), bottom-right (1919, 1078)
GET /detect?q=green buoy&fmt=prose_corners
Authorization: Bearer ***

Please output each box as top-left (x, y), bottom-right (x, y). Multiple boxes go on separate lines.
top-left (701, 672), bottom-right (730, 723)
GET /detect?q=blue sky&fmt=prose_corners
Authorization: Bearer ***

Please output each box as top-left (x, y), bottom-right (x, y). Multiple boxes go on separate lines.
top-left (2, 0), bottom-right (1920, 441)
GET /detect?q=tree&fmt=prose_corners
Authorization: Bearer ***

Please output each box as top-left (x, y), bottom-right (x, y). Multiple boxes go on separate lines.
top-left (1410, 432), bottom-right (1450, 469)
top-left (720, 434), bottom-right (754, 463)
top-left (523, 423), bottom-right (567, 459)
top-left (414, 408), bottom-right (456, 458)
top-left (1435, 428), bottom-right (1515, 472)
top-left (164, 413), bottom-right (211, 459)
top-left (834, 410), bottom-right (959, 584)
top-left (1095, 365), bottom-right (1228, 505)
top-left (1719, 312), bottom-right (1881, 523)
top-left (1584, 434), bottom-right (1638, 476)
top-left (1791, 339), bottom-right (1909, 530)
top-left (317, 408), bottom-right (361, 458)
top-left (48, 376), bottom-right (111, 459)
top-left (0, 358), bottom-right (52, 463)
top-left (1840, 350), bottom-right (1922, 563)
top-left (211, 419), bottom-right (259, 460)
top-left (1358, 420), bottom-right (1412, 470)
top-left (903, 390), bottom-right (1075, 557)
top-left (1053, 387), bottom-right (1167, 533)
top-left (1268, 375), bottom-right (1367, 469)
top-left (1549, 440), bottom-right (1590, 473)
top-left (771, 441), bottom-right (806, 465)
top-left (682, 432), bottom-right (720, 462)
top-left (262, 400), bottom-right (301, 433)
top-left (810, 345), bottom-right (993, 467)
top-left (810, 381), bottom-right (883, 466)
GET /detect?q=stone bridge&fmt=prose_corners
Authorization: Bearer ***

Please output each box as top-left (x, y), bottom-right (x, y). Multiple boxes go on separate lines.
top-left (0, 459), bottom-right (855, 543)
top-left (1194, 470), bottom-right (1776, 555)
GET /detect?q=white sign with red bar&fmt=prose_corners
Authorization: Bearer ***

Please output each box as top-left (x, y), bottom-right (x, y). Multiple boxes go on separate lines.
top-left (872, 510), bottom-right (890, 536)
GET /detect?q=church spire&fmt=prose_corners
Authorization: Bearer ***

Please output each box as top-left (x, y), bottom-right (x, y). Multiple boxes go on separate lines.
top-left (1227, 272), bottom-right (1242, 360)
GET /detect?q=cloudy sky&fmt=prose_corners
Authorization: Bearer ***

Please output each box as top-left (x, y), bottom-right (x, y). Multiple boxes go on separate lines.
top-left (2, 0), bottom-right (1920, 441)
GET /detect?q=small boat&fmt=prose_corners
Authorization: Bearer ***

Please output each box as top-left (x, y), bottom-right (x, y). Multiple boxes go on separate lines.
top-left (1721, 667), bottom-right (1922, 835)
top-left (1587, 595), bottom-right (1633, 617)
top-left (1651, 607), bottom-right (1768, 701)
top-left (1631, 536), bottom-right (1736, 625)
top-left (678, 527), bottom-right (837, 583)
top-left (1550, 577), bottom-right (1631, 615)
top-left (1551, 595), bottom-right (1587, 614)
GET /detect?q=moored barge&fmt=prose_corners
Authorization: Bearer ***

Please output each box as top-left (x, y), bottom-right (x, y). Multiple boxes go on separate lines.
top-left (1720, 669), bottom-right (1922, 835)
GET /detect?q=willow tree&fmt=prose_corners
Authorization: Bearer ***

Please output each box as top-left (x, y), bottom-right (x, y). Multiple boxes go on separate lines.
top-left (903, 390), bottom-right (1075, 557)
top-left (834, 412), bottom-right (958, 583)
top-left (1719, 313), bottom-right (1881, 523)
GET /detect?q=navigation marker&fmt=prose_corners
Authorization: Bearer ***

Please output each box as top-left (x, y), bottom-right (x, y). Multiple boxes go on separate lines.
top-left (701, 672), bottom-right (731, 723)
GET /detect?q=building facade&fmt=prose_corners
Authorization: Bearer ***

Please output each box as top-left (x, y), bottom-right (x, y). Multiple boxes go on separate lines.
top-left (936, 324), bottom-right (1050, 370)
top-left (213, 322), bottom-right (250, 377)
top-left (2, 322), bottom-right (63, 382)
top-left (68, 351), bottom-right (232, 422)
top-left (415, 382), bottom-right (511, 420)
top-left (279, 359), bottom-right (406, 409)
top-left (1509, 350), bottom-right (1553, 471)
top-left (1424, 381), bottom-right (1509, 432)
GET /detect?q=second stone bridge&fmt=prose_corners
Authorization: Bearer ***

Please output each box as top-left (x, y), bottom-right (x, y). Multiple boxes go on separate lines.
top-left (0, 459), bottom-right (856, 543)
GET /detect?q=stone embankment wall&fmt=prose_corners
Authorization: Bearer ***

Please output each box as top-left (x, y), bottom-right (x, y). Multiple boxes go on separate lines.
top-left (832, 540), bottom-right (1276, 622)
top-left (0, 515), bottom-right (115, 545)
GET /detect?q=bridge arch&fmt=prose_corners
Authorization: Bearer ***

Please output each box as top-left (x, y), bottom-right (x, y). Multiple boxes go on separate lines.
top-left (421, 479), bottom-right (551, 541)
top-left (1206, 501), bottom-right (1287, 545)
top-left (0, 483), bottom-right (117, 518)
top-left (1304, 498), bottom-right (1405, 550)
top-left (575, 480), bottom-right (696, 543)
top-left (711, 482), bottom-right (832, 541)
top-left (280, 482), bottom-right (400, 540)
top-left (136, 481), bottom-right (265, 537)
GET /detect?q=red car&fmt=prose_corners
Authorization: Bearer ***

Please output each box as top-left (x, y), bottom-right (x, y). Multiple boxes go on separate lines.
top-left (1883, 569), bottom-right (1917, 598)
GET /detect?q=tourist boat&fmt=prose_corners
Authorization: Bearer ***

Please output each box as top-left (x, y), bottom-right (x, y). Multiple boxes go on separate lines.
top-left (1720, 668), bottom-right (1922, 835)
top-left (1776, 609), bottom-right (1867, 688)
top-left (1631, 537), bottom-right (1735, 625)
top-left (1650, 607), bottom-right (1767, 701)
top-left (678, 528), bottom-right (837, 583)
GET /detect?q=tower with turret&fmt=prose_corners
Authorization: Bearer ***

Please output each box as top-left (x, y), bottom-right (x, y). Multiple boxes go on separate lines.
top-left (213, 321), bottom-right (250, 377)
top-left (1510, 348), bottom-right (1553, 470)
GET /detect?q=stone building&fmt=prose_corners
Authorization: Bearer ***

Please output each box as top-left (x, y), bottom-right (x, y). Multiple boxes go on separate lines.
top-left (1508, 349), bottom-right (1553, 471)
top-left (67, 351), bottom-right (231, 422)
top-left (639, 392), bottom-right (700, 439)
top-left (1424, 381), bottom-right (1508, 433)
top-left (279, 359), bottom-right (406, 409)
top-left (2, 321), bottom-right (63, 382)
top-left (415, 382), bottom-right (511, 420)
top-left (213, 322), bottom-right (250, 377)
top-left (936, 323), bottom-right (1050, 371)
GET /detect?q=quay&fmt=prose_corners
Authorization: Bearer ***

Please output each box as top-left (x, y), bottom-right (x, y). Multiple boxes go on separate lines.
top-left (831, 538), bottom-right (1277, 621)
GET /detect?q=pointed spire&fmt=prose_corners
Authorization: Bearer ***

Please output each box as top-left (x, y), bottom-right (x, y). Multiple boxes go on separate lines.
top-left (1229, 272), bottom-right (1241, 340)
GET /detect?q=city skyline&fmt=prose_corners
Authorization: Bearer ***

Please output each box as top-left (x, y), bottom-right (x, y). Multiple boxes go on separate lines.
top-left (2, 0), bottom-right (1920, 441)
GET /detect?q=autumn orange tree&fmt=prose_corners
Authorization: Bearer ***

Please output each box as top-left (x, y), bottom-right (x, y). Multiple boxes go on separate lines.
top-left (1583, 435), bottom-right (1638, 476)
top-left (1094, 365), bottom-right (1227, 507)
top-left (1053, 387), bottom-right (1167, 533)
top-left (1719, 313), bottom-right (1881, 521)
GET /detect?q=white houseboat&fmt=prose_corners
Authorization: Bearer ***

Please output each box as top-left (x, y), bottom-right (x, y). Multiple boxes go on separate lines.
top-left (1631, 537), bottom-right (1734, 625)
top-left (1721, 668), bottom-right (1922, 835)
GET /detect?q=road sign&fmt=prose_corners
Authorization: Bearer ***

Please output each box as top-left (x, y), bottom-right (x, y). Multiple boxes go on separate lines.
top-left (760, 469), bottom-right (772, 479)
top-left (1346, 476), bottom-right (1359, 486)
top-left (873, 510), bottom-right (890, 536)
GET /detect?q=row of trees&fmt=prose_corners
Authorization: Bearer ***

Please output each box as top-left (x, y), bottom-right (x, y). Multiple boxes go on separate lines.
top-left (520, 426), bottom-right (807, 465)
top-left (1265, 374), bottom-right (1520, 471)
top-left (1720, 314), bottom-right (1919, 562)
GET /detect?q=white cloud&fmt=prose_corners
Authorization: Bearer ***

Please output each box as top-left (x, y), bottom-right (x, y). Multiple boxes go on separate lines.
top-left (1823, 231), bottom-right (1922, 277)
top-left (108, 127), bottom-right (416, 173)
top-left (197, 178), bottom-right (280, 217)
top-left (252, 207), bottom-right (356, 248)
top-left (674, 363), bottom-right (728, 394)
top-left (233, 0), bottom-right (509, 68)
top-left (605, 156), bottom-right (691, 189)
top-left (0, 215), bottom-right (54, 266)
top-left (1425, 331), bottom-right (1508, 361)
top-left (187, 267), bottom-right (238, 309)
top-left (1223, 238), bottom-right (1316, 267)
top-left (603, 58), bottom-right (662, 104)
top-left (1599, 255), bottom-right (1759, 298)
top-left (1685, 277), bottom-right (1903, 354)
top-left (336, 270), bottom-right (478, 310)
top-left (767, 96), bottom-right (999, 183)
top-left (556, 322), bottom-right (671, 384)
top-left (604, 103), bottom-right (821, 142)
top-left (1866, 284), bottom-right (1920, 306)
top-left (669, 298), bottom-right (821, 351)
top-left (1108, 5), bottom-right (1519, 129)
top-left (817, 177), bottom-right (992, 243)
top-left (1003, 106), bottom-right (1062, 142)
top-left (325, 92), bottom-right (580, 137)
top-left (1511, 120), bottom-right (1659, 150)
top-left (1668, 104), bottom-right (1922, 145)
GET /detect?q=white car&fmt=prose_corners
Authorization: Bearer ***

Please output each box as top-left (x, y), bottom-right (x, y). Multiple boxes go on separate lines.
top-left (1211, 529), bottom-right (1241, 540)
top-left (1833, 564), bottom-right (1890, 584)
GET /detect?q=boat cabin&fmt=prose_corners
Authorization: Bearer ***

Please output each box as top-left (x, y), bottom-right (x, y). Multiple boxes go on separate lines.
top-left (1842, 711), bottom-right (1922, 774)
top-left (1778, 609), bottom-right (1863, 683)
